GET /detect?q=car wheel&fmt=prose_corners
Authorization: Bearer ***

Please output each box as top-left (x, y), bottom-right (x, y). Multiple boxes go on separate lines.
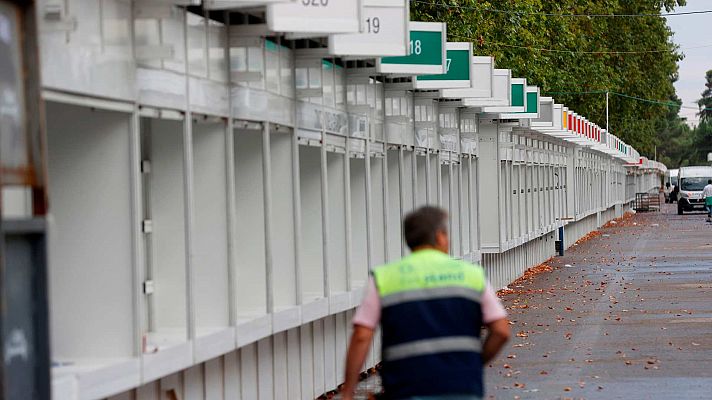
top-left (678, 203), bottom-right (684, 215)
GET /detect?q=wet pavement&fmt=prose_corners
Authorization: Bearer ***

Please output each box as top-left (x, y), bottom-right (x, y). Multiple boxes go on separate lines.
top-left (486, 203), bottom-right (712, 399)
top-left (347, 203), bottom-right (712, 399)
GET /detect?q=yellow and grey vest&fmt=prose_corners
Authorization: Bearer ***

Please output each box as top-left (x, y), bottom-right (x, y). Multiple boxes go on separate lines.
top-left (372, 249), bottom-right (486, 399)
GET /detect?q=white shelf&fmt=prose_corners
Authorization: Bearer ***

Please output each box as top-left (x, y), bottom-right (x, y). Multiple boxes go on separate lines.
top-left (236, 315), bottom-right (272, 347)
top-left (194, 327), bottom-right (236, 364)
top-left (141, 338), bottom-right (193, 384)
top-left (272, 305), bottom-right (302, 334)
top-left (52, 358), bottom-right (140, 400)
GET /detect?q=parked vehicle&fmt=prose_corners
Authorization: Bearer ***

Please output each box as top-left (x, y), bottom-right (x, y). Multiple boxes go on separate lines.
top-left (677, 166), bottom-right (712, 214)
top-left (665, 169), bottom-right (679, 203)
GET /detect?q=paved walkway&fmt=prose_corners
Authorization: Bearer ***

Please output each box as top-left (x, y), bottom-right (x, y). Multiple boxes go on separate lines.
top-left (486, 203), bottom-right (712, 399)
top-left (346, 203), bottom-right (712, 399)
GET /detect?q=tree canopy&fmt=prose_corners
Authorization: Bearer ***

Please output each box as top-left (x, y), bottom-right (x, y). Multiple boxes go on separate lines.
top-left (411, 0), bottom-right (687, 159)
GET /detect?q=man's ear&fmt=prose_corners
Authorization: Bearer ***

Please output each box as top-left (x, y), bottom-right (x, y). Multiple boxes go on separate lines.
top-left (435, 229), bottom-right (449, 250)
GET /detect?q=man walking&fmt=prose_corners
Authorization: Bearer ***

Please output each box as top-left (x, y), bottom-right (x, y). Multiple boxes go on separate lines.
top-left (703, 179), bottom-right (712, 223)
top-left (341, 206), bottom-right (510, 400)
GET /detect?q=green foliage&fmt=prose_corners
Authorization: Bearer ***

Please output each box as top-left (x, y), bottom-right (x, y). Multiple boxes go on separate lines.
top-left (411, 0), bottom-right (686, 158)
top-left (698, 69), bottom-right (712, 124)
top-left (655, 70), bottom-right (712, 168)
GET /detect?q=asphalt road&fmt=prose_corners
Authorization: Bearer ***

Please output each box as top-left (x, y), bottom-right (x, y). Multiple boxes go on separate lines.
top-left (486, 203), bottom-right (712, 399)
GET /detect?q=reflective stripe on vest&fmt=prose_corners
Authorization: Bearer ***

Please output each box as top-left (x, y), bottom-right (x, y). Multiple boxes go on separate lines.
top-left (383, 336), bottom-right (482, 362)
top-left (381, 286), bottom-right (482, 308)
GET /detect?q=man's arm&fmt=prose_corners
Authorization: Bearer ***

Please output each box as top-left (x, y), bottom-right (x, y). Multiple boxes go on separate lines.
top-left (340, 325), bottom-right (375, 400)
top-left (479, 282), bottom-right (511, 364)
top-left (482, 318), bottom-right (511, 364)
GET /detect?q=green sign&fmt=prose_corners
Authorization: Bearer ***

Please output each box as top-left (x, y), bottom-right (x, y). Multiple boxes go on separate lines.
top-left (377, 21), bottom-right (446, 74)
top-left (526, 91), bottom-right (538, 113)
top-left (382, 31), bottom-right (442, 66)
top-left (511, 83), bottom-right (525, 107)
top-left (414, 43), bottom-right (472, 89)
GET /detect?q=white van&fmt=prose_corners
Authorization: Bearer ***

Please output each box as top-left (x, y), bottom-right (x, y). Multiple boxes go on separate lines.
top-left (665, 168), bottom-right (679, 202)
top-left (677, 166), bottom-right (712, 214)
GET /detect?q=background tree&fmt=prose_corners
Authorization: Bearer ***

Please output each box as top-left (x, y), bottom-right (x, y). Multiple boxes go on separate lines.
top-left (411, 0), bottom-right (686, 159)
top-left (698, 69), bottom-right (712, 124)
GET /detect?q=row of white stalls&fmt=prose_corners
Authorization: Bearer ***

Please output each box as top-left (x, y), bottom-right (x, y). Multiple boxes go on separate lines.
top-left (20, 0), bottom-right (664, 399)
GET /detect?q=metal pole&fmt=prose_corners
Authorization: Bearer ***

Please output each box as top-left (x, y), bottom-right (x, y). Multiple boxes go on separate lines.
top-left (606, 91), bottom-right (609, 133)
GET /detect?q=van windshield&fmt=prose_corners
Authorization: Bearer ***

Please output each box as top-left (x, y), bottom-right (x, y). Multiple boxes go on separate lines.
top-left (671, 176), bottom-right (678, 186)
top-left (680, 177), bottom-right (710, 191)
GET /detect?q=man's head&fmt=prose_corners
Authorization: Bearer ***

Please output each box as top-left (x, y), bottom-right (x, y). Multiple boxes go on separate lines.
top-left (708, 179), bottom-right (711, 185)
top-left (403, 206), bottom-right (449, 253)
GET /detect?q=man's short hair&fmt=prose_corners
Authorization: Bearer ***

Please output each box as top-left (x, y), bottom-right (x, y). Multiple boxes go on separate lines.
top-left (403, 206), bottom-right (448, 250)
top-left (708, 179), bottom-right (712, 184)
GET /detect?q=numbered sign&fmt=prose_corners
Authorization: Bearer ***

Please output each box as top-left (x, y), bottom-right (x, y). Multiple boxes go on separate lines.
top-left (376, 21), bottom-right (446, 74)
top-left (267, 0), bottom-right (361, 33)
top-left (413, 42), bottom-right (473, 89)
top-left (511, 78), bottom-right (526, 108)
top-left (440, 56), bottom-right (493, 99)
top-left (203, 0), bottom-right (295, 9)
top-left (328, 0), bottom-right (408, 57)
top-left (524, 86), bottom-right (540, 116)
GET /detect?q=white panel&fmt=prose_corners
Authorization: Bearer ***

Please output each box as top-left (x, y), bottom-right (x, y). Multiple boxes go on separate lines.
top-left (323, 316), bottom-right (337, 391)
top-left (39, 0), bottom-right (135, 100)
top-left (328, 0), bottom-right (408, 57)
top-left (239, 344), bottom-right (258, 399)
top-left (46, 103), bottom-right (134, 359)
top-left (184, 365), bottom-right (205, 400)
top-left (148, 118), bottom-right (188, 333)
top-left (287, 329), bottom-right (303, 399)
top-left (1, 187), bottom-right (31, 219)
top-left (271, 132), bottom-right (298, 309)
top-left (234, 130), bottom-right (267, 316)
top-left (136, 68), bottom-right (187, 111)
top-left (160, 372), bottom-right (184, 400)
top-left (415, 154), bottom-right (427, 207)
top-left (402, 151), bottom-right (415, 213)
top-left (267, 0), bottom-right (361, 34)
top-left (136, 382), bottom-right (160, 400)
top-left (208, 19), bottom-right (227, 82)
top-left (108, 390), bottom-right (133, 400)
top-left (257, 337), bottom-right (275, 400)
top-left (162, 7), bottom-right (187, 73)
top-left (328, 153), bottom-right (348, 293)
top-left (312, 320), bottom-right (325, 396)
top-left (204, 0), bottom-right (294, 8)
top-left (205, 358), bottom-right (224, 400)
top-left (349, 158), bottom-right (369, 286)
top-left (187, 12), bottom-right (208, 77)
top-left (224, 351), bottom-right (241, 400)
top-left (192, 122), bottom-right (230, 329)
top-left (335, 313), bottom-right (348, 382)
top-left (189, 77), bottom-right (230, 117)
top-left (386, 150), bottom-right (402, 261)
top-left (370, 157), bottom-right (386, 266)
top-left (273, 332), bottom-right (289, 400)
top-left (299, 324), bottom-right (315, 399)
top-left (460, 161), bottom-right (471, 255)
top-left (299, 146), bottom-right (325, 301)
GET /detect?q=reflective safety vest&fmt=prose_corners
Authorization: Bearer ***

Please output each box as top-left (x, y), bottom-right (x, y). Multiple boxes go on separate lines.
top-left (372, 249), bottom-right (487, 399)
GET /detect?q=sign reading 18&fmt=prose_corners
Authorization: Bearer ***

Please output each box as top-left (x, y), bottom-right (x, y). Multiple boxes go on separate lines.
top-left (409, 39), bottom-right (422, 55)
top-left (302, 0), bottom-right (328, 5)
